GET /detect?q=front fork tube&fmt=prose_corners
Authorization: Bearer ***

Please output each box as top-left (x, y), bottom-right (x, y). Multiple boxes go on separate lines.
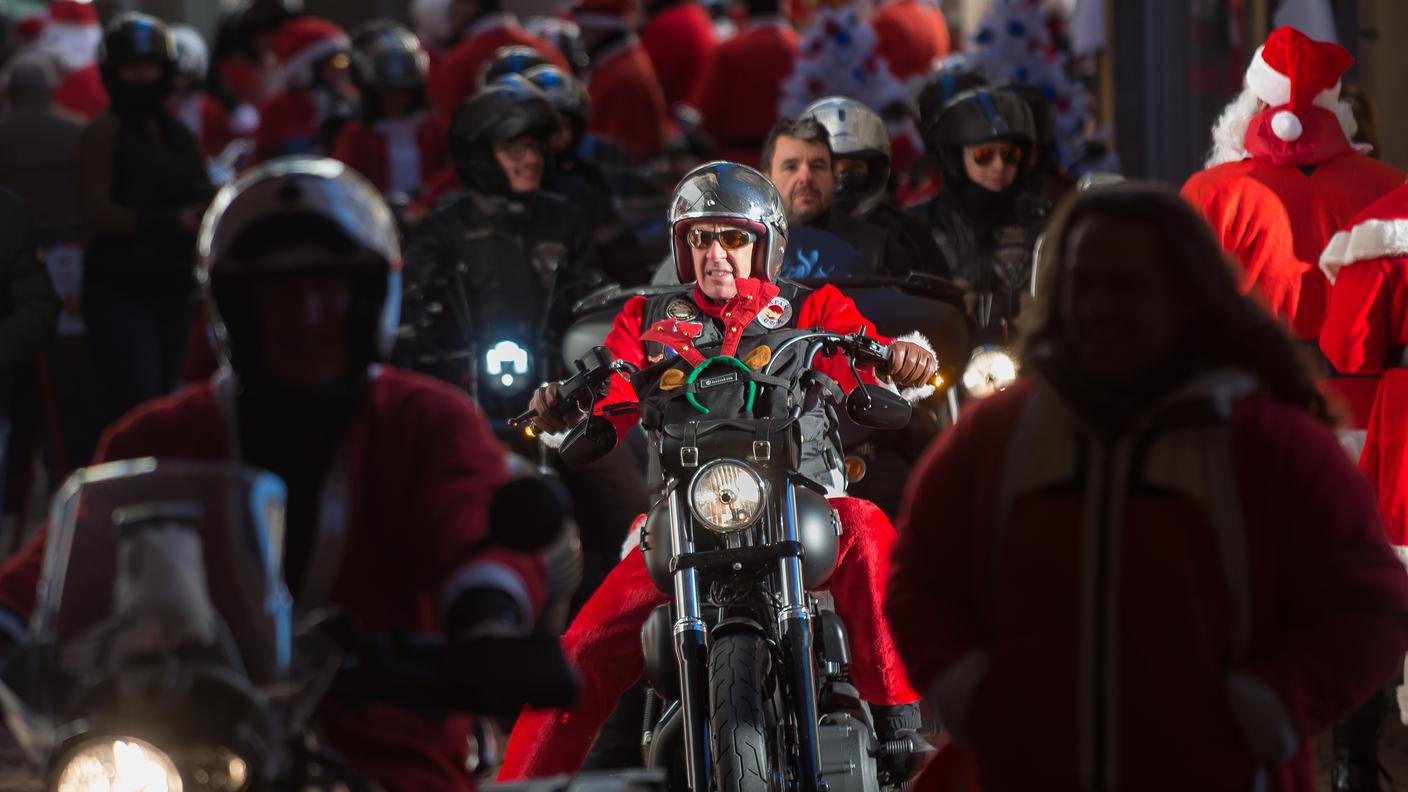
top-left (668, 486), bottom-right (712, 792)
top-left (780, 480), bottom-right (825, 792)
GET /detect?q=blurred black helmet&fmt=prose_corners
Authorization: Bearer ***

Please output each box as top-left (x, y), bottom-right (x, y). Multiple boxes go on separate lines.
top-left (479, 45), bottom-right (552, 88)
top-left (98, 13), bottom-right (179, 113)
top-left (236, 0), bottom-right (302, 40)
top-left (929, 87), bottom-right (1035, 181)
top-left (450, 75), bottom-right (560, 197)
top-left (1003, 81), bottom-right (1058, 166)
top-left (916, 62), bottom-right (988, 143)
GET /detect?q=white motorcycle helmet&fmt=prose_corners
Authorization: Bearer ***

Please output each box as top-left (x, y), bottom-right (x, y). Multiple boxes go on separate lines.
top-left (197, 156), bottom-right (402, 373)
top-left (799, 96), bottom-right (892, 217)
top-left (669, 161), bottom-right (788, 284)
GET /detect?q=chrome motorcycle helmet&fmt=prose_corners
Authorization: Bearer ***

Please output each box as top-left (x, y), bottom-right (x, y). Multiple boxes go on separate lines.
top-left (171, 24), bottom-right (209, 81)
top-left (669, 161), bottom-right (788, 284)
top-left (198, 156), bottom-right (402, 374)
top-left (800, 96), bottom-right (891, 217)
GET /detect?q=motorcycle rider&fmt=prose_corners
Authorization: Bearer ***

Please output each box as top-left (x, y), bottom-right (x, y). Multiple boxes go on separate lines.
top-left (763, 116), bottom-right (937, 280)
top-left (912, 85), bottom-right (1049, 343)
top-left (800, 95), bottom-right (953, 278)
top-left (401, 77), bottom-right (647, 611)
top-left (500, 161), bottom-right (936, 779)
top-left (170, 24), bottom-right (240, 160)
top-left (524, 63), bottom-right (653, 285)
top-left (254, 16), bottom-right (358, 161)
top-left (0, 156), bottom-right (558, 792)
top-left (332, 23), bottom-right (450, 198)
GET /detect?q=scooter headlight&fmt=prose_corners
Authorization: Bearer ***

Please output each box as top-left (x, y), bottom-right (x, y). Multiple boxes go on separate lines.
top-left (57, 737), bottom-right (184, 792)
top-left (484, 340), bottom-right (533, 393)
top-left (962, 346), bottom-right (1019, 400)
top-left (689, 460), bottom-right (765, 534)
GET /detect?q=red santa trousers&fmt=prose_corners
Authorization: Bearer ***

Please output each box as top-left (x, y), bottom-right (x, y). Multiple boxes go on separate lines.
top-left (500, 496), bottom-right (919, 778)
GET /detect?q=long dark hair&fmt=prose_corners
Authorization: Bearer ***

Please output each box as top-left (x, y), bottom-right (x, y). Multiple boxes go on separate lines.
top-left (1018, 182), bottom-right (1334, 424)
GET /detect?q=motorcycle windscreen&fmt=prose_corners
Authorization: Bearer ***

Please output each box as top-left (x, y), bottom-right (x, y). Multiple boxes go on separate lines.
top-left (31, 458), bottom-right (292, 686)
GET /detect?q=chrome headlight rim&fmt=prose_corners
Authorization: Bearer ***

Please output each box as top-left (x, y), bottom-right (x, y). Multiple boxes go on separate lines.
top-left (687, 458), bottom-right (766, 534)
top-left (961, 344), bottom-right (1019, 400)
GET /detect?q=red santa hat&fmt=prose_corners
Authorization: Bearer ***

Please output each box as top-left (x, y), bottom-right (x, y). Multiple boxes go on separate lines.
top-left (573, 0), bottom-right (639, 31)
top-left (272, 16), bottom-right (349, 89)
top-left (1244, 26), bottom-right (1352, 143)
top-left (14, 14), bottom-right (46, 47)
top-left (1320, 184), bottom-right (1408, 284)
top-left (35, 0), bottom-right (101, 72)
top-left (48, 0), bottom-right (98, 25)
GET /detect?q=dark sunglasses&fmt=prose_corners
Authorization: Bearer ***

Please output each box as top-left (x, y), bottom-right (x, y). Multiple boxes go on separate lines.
top-left (972, 143), bottom-right (1023, 166)
top-left (686, 227), bottom-right (757, 250)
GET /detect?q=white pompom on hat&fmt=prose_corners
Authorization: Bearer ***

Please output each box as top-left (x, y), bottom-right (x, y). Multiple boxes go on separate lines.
top-left (1244, 25), bottom-right (1353, 142)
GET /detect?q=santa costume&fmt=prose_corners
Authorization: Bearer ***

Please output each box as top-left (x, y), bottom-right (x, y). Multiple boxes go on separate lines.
top-left (254, 17), bottom-right (353, 162)
top-left (171, 25), bottom-right (242, 160)
top-left (426, 11), bottom-right (569, 125)
top-left (872, 0), bottom-right (950, 83)
top-left (1320, 183), bottom-right (1408, 556)
top-left (575, 0), bottom-right (671, 163)
top-left (1181, 26), bottom-right (1405, 428)
top-left (498, 276), bottom-right (922, 778)
top-left (639, 0), bottom-right (716, 109)
top-left (40, 0), bottom-right (107, 119)
top-left (695, 12), bottom-right (798, 167)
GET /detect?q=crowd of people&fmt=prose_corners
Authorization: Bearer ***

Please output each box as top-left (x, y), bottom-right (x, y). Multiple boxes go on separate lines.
top-left (0, 0), bottom-right (1400, 790)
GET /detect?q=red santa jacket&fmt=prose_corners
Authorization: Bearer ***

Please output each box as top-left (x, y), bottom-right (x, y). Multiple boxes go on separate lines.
top-left (1181, 142), bottom-right (1403, 343)
top-left (332, 114), bottom-right (450, 196)
top-left (53, 63), bottom-right (107, 119)
top-left (640, 0), bottom-right (717, 109)
top-left (584, 35), bottom-right (670, 163)
top-left (254, 88), bottom-right (321, 161)
top-left (594, 279), bottom-right (890, 440)
top-left (0, 367), bottom-right (547, 792)
top-left (696, 18), bottom-right (798, 167)
top-left (176, 92), bottom-right (236, 158)
top-left (427, 14), bottom-right (570, 125)
top-left (1320, 183), bottom-right (1408, 550)
top-left (888, 375), bottom-right (1408, 792)
top-left (872, 0), bottom-right (950, 82)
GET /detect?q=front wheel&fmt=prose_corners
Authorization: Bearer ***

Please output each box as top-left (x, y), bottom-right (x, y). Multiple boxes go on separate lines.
top-left (709, 632), bottom-right (775, 792)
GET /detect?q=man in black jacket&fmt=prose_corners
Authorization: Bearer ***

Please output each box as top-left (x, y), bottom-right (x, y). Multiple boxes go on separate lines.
top-left (401, 77), bottom-right (645, 610)
top-left (0, 188), bottom-right (60, 508)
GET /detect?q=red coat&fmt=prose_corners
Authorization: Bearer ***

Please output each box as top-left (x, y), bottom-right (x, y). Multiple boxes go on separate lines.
top-left (332, 114), bottom-right (450, 196)
top-left (1181, 145), bottom-right (1404, 342)
top-left (500, 279), bottom-right (916, 779)
top-left (254, 88), bottom-right (321, 161)
top-left (872, 0), bottom-right (950, 82)
top-left (427, 15), bottom-right (570, 124)
top-left (53, 63), bottom-right (107, 119)
top-left (1320, 183), bottom-right (1408, 549)
top-left (697, 18), bottom-right (798, 167)
top-left (176, 92), bottom-right (236, 158)
top-left (585, 36), bottom-right (670, 163)
top-left (0, 368), bottom-right (547, 792)
top-left (640, 1), bottom-right (717, 108)
top-left (217, 55), bottom-right (270, 108)
top-left (888, 376), bottom-right (1408, 792)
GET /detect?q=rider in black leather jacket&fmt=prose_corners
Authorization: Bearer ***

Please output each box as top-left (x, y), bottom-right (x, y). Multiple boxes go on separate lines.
top-left (401, 76), bottom-right (646, 611)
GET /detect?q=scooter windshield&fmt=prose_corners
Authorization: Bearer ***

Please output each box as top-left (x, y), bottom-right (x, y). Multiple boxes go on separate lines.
top-left (31, 458), bottom-right (292, 686)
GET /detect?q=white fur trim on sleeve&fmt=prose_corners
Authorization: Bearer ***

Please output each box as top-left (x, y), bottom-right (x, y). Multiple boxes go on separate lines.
top-left (439, 560), bottom-right (536, 638)
top-left (1319, 219), bottom-right (1408, 283)
top-left (891, 331), bottom-right (937, 402)
top-left (1395, 545), bottom-right (1408, 572)
top-left (538, 428), bottom-right (570, 450)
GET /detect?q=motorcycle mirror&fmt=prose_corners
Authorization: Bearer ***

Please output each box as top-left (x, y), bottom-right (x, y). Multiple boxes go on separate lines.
top-left (845, 384), bottom-right (912, 430)
top-left (488, 476), bottom-right (573, 553)
top-left (558, 415), bottom-right (618, 469)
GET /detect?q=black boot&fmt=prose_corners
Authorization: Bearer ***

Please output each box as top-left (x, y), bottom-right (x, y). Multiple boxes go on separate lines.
top-left (1332, 690), bottom-right (1387, 792)
top-left (871, 701), bottom-right (934, 782)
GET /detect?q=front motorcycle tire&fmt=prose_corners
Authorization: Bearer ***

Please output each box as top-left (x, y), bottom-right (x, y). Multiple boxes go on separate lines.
top-left (709, 632), bottom-right (774, 792)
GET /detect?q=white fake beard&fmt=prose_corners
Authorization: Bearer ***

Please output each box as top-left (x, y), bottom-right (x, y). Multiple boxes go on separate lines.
top-left (1205, 86), bottom-right (1361, 168)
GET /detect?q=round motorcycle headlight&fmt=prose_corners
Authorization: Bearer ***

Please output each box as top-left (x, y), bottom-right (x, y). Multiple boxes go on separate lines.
top-left (484, 339), bottom-right (533, 393)
top-left (962, 346), bottom-right (1019, 400)
top-left (689, 460), bottom-right (765, 534)
top-left (57, 736), bottom-right (184, 792)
